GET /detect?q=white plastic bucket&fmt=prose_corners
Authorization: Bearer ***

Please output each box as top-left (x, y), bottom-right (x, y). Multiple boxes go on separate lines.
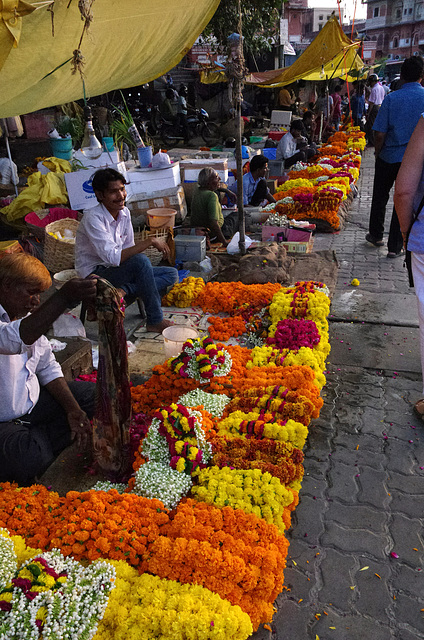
top-left (53, 269), bottom-right (78, 289)
top-left (162, 325), bottom-right (198, 358)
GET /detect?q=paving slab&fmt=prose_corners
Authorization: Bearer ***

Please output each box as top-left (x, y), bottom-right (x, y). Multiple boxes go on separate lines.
top-left (330, 289), bottom-right (419, 326)
top-left (328, 322), bottom-right (421, 372)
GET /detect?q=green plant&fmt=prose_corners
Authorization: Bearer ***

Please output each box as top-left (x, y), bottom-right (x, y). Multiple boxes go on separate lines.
top-left (56, 115), bottom-right (85, 144)
top-left (110, 92), bottom-right (152, 159)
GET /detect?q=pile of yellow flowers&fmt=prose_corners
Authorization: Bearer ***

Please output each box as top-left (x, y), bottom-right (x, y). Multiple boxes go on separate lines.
top-left (247, 345), bottom-right (327, 388)
top-left (96, 560), bottom-right (253, 640)
top-left (216, 410), bottom-right (309, 449)
top-left (275, 177), bottom-right (314, 193)
top-left (192, 467), bottom-right (295, 532)
top-left (162, 276), bottom-right (205, 308)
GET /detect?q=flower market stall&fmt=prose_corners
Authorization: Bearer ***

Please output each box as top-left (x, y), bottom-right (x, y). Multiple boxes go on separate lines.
top-left (0, 278), bottom-right (332, 639)
top-left (262, 128), bottom-right (366, 233)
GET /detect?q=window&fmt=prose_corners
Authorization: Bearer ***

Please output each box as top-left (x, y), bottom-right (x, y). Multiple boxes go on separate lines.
top-left (327, 14), bottom-right (331, 19)
top-left (373, 6), bottom-right (379, 17)
top-left (319, 14), bottom-right (323, 20)
top-left (406, 38), bottom-right (410, 43)
top-left (393, 36), bottom-right (399, 47)
top-left (404, 8), bottom-right (408, 14)
top-left (318, 24), bottom-right (322, 30)
top-left (396, 8), bottom-right (401, 17)
top-left (409, 7), bottom-right (413, 13)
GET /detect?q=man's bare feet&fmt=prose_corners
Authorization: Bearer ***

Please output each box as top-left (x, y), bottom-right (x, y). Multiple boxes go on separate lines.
top-left (146, 319), bottom-right (174, 334)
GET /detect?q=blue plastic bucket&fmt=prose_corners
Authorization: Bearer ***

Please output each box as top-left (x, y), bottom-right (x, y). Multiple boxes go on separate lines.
top-left (137, 145), bottom-right (153, 167)
top-left (50, 137), bottom-right (73, 160)
top-left (102, 136), bottom-right (114, 152)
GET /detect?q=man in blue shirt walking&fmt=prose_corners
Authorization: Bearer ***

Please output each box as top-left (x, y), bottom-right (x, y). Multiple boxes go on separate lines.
top-left (366, 56), bottom-right (424, 257)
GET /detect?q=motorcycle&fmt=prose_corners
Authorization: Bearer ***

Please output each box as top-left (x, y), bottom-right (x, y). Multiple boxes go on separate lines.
top-left (161, 108), bottom-right (221, 147)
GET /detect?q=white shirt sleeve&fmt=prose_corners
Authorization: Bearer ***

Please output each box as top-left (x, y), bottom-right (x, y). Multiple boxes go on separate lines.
top-left (35, 336), bottom-right (64, 386)
top-left (0, 318), bottom-right (31, 355)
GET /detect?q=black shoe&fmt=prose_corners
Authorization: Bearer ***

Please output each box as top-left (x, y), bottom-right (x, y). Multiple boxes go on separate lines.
top-left (366, 233), bottom-right (384, 247)
top-left (387, 250), bottom-right (405, 259)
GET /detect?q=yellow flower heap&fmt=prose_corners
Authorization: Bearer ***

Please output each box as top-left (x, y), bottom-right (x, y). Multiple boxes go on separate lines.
top-left (162, 276), bottom-right (205, 308)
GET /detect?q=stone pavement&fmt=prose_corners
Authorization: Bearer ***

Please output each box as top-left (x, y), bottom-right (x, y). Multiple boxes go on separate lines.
top-left (263, 149), bottom-right (424, 640)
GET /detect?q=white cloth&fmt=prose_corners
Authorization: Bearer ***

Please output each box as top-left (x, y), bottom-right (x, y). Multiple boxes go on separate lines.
top-left (412, 253), bottom-right (424, 394)
top-left (0, 157), bottom-right (18, 185)
top-left (276, 132), bottom-right (298, 161)
top-left (369, 83), bottom-right (386, 106)
top-left (75, 203), bottom-right (134, 278)
top-left (0, 305), bottom-right (63, 421)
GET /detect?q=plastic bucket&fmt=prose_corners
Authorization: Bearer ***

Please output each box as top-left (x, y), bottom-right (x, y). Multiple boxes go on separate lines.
top-left (137, 145), bottom-right (153, 167)
top-left (162, 325), bottom-right (199, 358)
top-left (50, 137), bottom-right (73, 160)
top-left (147, 208), bottom-right (176, 229)
top-left (102, 136), bottom-right (114, 152)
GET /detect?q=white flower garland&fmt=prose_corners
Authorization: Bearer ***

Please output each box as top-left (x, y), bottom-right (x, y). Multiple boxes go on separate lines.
top-left (178, 388), bottom-right (230, 418)
top-left (91, 481), bottom-right (127, 494)
top-left (0, 528), bottom-right (16, 591)
top-left (133, 461), bottom-right (192, 510)
top-left (0, 544), bottom-right (115, 640)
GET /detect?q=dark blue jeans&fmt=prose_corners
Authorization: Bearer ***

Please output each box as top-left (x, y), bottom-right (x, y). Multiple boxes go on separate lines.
top-left (0, 381), bottom-right (95, 485)
top-left (94, 254), bottom-right (178, 325)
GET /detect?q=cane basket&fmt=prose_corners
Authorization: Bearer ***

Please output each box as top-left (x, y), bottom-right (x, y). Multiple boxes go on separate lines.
top-left (133, 228), bottom-right (171, 266)
top-left (43, 218), bottom-right (79, 272)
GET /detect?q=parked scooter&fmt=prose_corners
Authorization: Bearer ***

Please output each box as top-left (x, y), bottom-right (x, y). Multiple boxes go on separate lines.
top-left (161, 108), bottom-right (220, 147)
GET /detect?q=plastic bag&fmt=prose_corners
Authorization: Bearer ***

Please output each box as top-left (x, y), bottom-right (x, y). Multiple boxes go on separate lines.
top-left (52, 312), bottom-right (86, 338)
top-left (226, 232), bottom-right (253, 254)
top-left (152, 150), bottom-right (171, 169)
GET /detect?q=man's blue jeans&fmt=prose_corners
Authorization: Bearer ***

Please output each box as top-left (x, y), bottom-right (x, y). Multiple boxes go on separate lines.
top-left (94, 254), bottom-right (178, 325)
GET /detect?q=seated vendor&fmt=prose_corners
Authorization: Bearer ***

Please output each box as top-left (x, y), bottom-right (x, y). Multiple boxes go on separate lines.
top-left (75, 168), bottom-right (178, 334)
top-left (276, 120), bottom-right (308, 168)
top-left (230, 154), bottom-right (276, 207)
top-left (0, 253), bottom-right (97, 485)
top-left (190, 167), bottom-right (239, 247)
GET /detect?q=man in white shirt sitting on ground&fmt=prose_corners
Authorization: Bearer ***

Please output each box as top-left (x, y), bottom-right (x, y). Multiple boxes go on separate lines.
top-left (276, 120), bottom-right (307, 168)
top-left (75, 168), bottom-right (178, 334)
top-left (0, 253), bottom-right (97, 485)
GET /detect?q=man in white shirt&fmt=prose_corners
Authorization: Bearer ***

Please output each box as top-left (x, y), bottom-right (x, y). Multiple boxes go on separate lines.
top-left (365, 74), bottom-right (386, 146)
top-left (276, 120), bottom-right (307, 168)
top-left (0, 253), bottom-right (97, 485)
top-left (75, 168), bottom-right (178, 334)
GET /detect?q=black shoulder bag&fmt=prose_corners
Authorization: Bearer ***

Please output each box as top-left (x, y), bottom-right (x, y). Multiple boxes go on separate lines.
top-left (405, 193), bottom-right (424, 287)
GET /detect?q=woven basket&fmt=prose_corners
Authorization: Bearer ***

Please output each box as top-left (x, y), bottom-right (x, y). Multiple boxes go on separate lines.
top-left (134, 228), bottom-right (169, 266)
top-left (43, 218), bottom-right (79, 273)
top-left (25, 209), bottom-right (50, 240)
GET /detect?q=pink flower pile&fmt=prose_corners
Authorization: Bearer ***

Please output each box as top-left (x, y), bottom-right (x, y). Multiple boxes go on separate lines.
top-left (266, 318), bottom-right (321, 351)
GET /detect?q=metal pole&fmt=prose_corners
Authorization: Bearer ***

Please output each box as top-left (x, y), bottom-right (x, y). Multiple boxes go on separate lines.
top-left (1, 119), bottom-right (18, 197)
top-left (236, 0), bottom-right (246, 255)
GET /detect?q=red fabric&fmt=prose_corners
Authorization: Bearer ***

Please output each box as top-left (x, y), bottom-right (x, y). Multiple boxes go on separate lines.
top-left (268, 131), bottom-right (286, 141)
top-left (25, 208), bottom-right (78, 228)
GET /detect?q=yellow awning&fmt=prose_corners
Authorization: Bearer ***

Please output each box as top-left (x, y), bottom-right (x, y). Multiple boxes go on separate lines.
top-left (0, 0), bottom-right (220, 117)
top-left (246, 17), bottom-right (364, 87)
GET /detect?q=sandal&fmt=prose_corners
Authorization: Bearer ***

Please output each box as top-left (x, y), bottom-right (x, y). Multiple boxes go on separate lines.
top-left (413, 398), bottom-right (424, 420)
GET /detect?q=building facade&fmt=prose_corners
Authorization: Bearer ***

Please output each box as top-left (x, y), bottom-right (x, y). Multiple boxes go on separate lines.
top-left (364, 0), bottom-right (424, 66)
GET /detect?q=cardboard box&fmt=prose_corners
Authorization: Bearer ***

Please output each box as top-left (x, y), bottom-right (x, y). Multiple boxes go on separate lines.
top-left (180, 159), bottom-right (228, 183)
top-left (126, 185), bottom-right (187, 222)
top-left (64, 162), bottom-right (127, 210)
top-left (126, 163), bottom-right (180, 196)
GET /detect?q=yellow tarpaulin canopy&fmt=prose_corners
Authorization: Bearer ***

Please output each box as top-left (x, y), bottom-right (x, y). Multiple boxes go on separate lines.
top-left (0, 0), bottom-right (220, 117)
top-left (246, 17), bottom-right (363, 87)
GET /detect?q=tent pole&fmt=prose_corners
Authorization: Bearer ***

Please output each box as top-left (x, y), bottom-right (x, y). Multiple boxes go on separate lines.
top-left (1, 119), bottom-right (18, 198)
